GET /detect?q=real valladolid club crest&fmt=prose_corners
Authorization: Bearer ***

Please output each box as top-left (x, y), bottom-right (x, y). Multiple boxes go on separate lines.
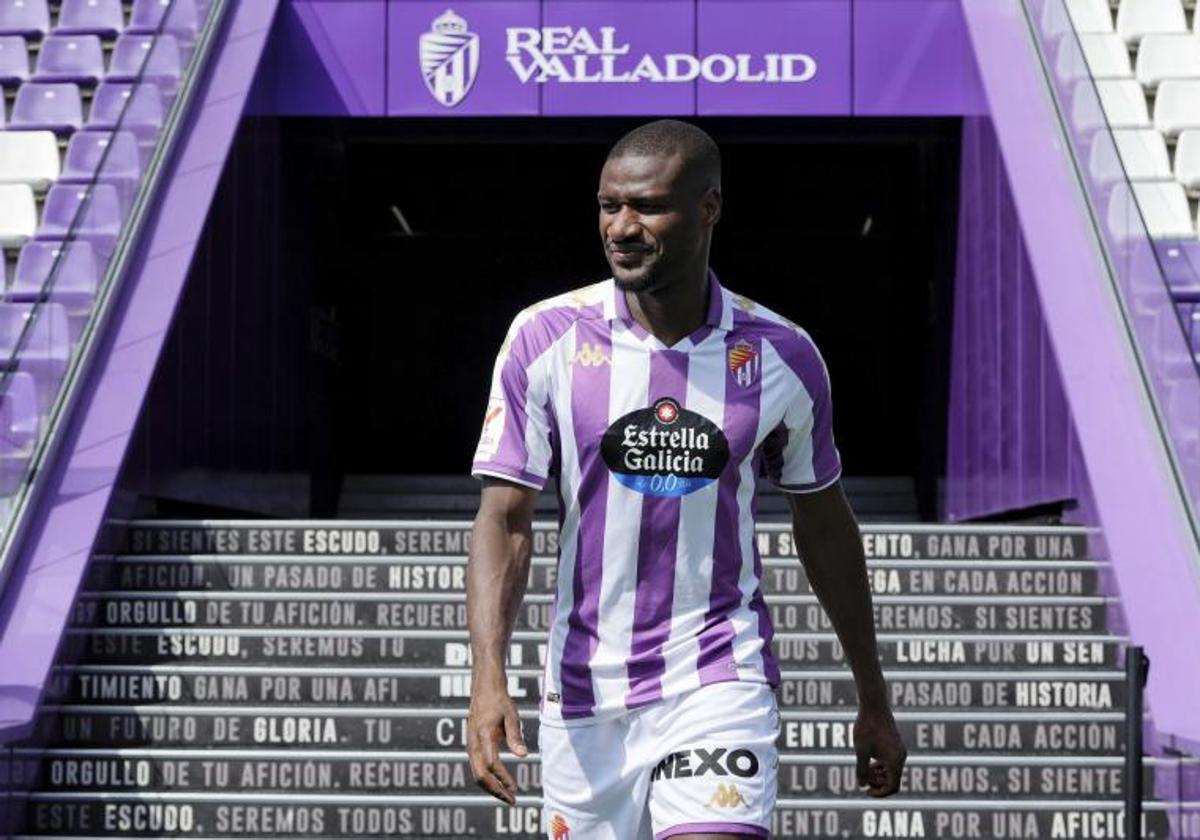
top-left (420, 9), bottom-right (480, 108)
top-left (729, 339), bottom-right (760, 388)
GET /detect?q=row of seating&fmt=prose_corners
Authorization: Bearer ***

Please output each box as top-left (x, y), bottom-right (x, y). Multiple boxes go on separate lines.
top-left (1089, 127), bottom-right (1200, 189)
top-left (0, 79), bottom-right (166, 134)
top-left (0, 32), bottom-right (183, 89)
top-left (1065, 0), bottom-right (1200, 44)
top-left (1067, 31), bottom-right (1200, 89)
top-left (0, 0), bottom-right (203, 40)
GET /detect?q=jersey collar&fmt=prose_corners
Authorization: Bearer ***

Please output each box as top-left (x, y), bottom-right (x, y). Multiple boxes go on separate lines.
top-left (604, 269), bottom-right (733, 333)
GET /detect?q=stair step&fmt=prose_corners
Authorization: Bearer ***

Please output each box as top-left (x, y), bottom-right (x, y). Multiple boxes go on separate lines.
top-left (60, 629), bottom-right (1127, 669)
top-left (43, 665), bottom-right (1130, 711)
top-left (113, 520), bottom-right (1093, 562)
top-left (7, 750), bottom-right (1187, 800)
top-left (7, 793), bottom-right (1193, 838)
top-left (85, 555), bottom-right (1108, 597)
top-left (29, 706), bottom-right (1129, 754)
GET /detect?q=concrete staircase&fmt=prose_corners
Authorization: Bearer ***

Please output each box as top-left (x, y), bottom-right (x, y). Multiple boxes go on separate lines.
top-left (7, 520), bottom-right (1199, 837)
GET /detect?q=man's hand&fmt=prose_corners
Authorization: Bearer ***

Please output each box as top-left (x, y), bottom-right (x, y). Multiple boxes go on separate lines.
top-left (467, 680), bottom-right (528, 804)
top-left (854, 703), bottom-right (906, 797)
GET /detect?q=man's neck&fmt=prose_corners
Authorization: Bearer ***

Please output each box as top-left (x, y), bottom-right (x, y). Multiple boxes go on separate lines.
top-left (625, 266), bottom-right (710, 347)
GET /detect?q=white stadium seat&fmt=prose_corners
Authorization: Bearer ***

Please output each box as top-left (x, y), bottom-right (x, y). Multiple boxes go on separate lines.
top-left (0, 184), bottom-right (37, 247)
top-left (0, 131), bottom-right (60, 190)
top-left (1116, 0), bottom-right (1187, 45)
top-left (1174, 129), bottom-right (1200, 193)
top-left (1091, 128), bottom-right (1174, 182)
top-left (1067, 0), bottom-right (1115, 32)
top-left (1154, 79), bottom-right (1200, 136)
top-left (1096, 78), bottom-right (1153, 127)
top-left (1135, 33), bottom-right (1200, 89)
top-left (1080, 32), bottom-right (1135, 77)
top-left (1134, 181), bottom-right (1195, 237)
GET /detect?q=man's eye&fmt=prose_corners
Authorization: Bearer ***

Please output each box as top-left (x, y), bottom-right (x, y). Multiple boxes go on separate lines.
top-left (600, 203), bottom-right (620, 214)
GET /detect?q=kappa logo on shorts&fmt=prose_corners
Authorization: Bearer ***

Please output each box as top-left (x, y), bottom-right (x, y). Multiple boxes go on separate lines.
top-left (708, 783), bottom-right (750, 809)
top-left (549, 812), bottom-right (571, 839)
top-left (650, 746), bottom-right (760, 782)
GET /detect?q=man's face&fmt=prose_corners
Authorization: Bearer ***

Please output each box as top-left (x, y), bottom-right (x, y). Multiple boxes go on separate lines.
top-left (598, 152), bottom-right (719, 293)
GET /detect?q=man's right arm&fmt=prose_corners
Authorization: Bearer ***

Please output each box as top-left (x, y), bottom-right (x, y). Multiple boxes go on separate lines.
top-left (466, 478), bottom-right (539, 805)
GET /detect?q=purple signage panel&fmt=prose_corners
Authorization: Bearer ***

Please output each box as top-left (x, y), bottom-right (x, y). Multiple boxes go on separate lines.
top-left (539, 0), bottom-right (696, 116)
top-left (697, 1), bottom-right (851, 115)
top-left (388, 1), bottom-right (540, 115)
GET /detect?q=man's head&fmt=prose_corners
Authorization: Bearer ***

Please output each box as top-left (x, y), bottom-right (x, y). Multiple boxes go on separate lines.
top-left (599, 120), bottom-right (722, 293)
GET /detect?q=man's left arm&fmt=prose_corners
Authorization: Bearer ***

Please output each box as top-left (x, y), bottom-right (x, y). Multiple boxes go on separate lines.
top-left (785, 481), bottom-right (907, 797)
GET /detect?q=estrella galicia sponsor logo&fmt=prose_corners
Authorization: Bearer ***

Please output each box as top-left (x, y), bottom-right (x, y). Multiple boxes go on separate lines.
top-left (420, 9), bottom-right (480, 107)
top-left (651, 746), bottom-right (760, 782)
top-left (601, 398), bottom-right (729, 497)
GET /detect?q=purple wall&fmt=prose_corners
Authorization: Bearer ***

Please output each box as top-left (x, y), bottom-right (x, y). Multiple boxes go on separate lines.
top-left (945, 117), bottom-right (1087, 520)
top-left (251, 0), bottom-right (985, 117)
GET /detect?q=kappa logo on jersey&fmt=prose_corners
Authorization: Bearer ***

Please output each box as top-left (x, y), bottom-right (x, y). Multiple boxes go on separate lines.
top-left (549, 813), bottom-right (571, 839)
top-left (572, 341), bottom-right (611, 367)
top-left (708, 783), bottom-right (750, 809)
top-left (601, 398), bottom-right (729, 497)
top-left (728, 339), bottom-right (760, 388)
top-left (420, 9), bottom-right (480, 107)
top-left (476, 397), bottom-right (505, 456)
top-left (650, 746), bottom-right (761, 781)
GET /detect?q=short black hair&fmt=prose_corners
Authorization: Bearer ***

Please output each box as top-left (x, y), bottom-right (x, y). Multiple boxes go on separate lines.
top-left (607, 119), bottom-right (721, 189)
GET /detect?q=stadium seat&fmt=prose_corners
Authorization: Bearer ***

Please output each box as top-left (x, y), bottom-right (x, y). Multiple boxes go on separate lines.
top-left (1175, 130), bottom-right (1200, 193)
top-left (0, 131), bottom-right (60, 190)
top-left (1116, 0), bottom-right (1187, 45)
top-left (107, 33), bottom-right (181, 89)
top-left (0, 185), bottom-right (37, 247)
top-left (36, 183), bottom-right (124, 257)
top-left (1135, 33), bottom-right (1200, 89)
top-left (0, 304), bottom-right (73, 416)
top-left (0, 0), bottom-right (49, 38)
top-left (1067, 0), bottom-right (1114, 32)
top-left (10, 241), bottom-right (100, 342)
top-left (1155, 240), bottom-right (1200, 299)
top-left (127, 0), bottom-right (198, 41)
top-left (0, 371), bottom-right (39, 449)
top-left (1133, 181), bottom-right (1196, 237)
top-left (1090, 128), bottom-right (1174, 182)
top-left (10, 82), bottom-right (83, 134)
top-left (86, 81), bottom-right (164, 139)
top-left (1079, 32), bottom-right (1135, 78)
top-left (56, 0), bottom-right (125, 37)
top-left (1154, 79), bottom-right (1200, 137)
top-left (33, 34), bottom-right (104, 85)
top-left (0, 35), bottom-right (29, 87)
top-left (60, 130), bottom-right (142, 189)
top-left (1095, 78), bottom-right (1152, 127)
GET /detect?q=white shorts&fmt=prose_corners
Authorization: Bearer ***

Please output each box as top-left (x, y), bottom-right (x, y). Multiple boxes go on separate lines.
top-left (539, 680), bottom-right (780, 840)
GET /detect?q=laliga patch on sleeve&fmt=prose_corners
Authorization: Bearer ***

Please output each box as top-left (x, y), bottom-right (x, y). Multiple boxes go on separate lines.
top-left (476, 397), bottom-right (506, 457)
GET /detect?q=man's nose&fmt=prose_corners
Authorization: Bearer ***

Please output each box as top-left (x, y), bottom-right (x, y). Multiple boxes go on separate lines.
top-left (608, 207), bottom-right (643, 240)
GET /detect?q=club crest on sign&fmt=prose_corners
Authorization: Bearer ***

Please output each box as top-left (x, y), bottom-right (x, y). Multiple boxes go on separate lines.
top-left (728, 340), bottom-right (760, 388)
top-left (420, 9), bottom-right (480, 108)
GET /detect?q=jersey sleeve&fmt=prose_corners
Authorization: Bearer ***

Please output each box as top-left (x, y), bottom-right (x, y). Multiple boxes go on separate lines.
top-left (470, 314), bottom-right (554, 491)
top-left (764, 333), bottom-right (842, 493)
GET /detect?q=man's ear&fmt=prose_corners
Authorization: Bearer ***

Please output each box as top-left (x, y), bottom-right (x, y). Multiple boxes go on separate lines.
top-left (702, 187), bottom-right (723, 227)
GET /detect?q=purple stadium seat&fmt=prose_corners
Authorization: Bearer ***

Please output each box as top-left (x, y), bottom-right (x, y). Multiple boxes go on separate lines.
top-left (10, 241), bottom-right (99, 343)
top-left (33, 34), bottom-right (104, 85)
top-left (0, 35), bottom-right (29, 87)
top-left (61, 130), bottom-right (143, 195)
top-left (56, 0), bottom-right (125, 37)
top-left (1156, 240), bottom-right (1200, 302)
top-left (36, 183), bottom-right (124, 258)
top-left (86, 81), bottom-right (164, 139)
top-left (128, 0), bottom-right (197, 40)
top-left (0, 371), bottom-right (39, 447)
top-left (0, 303), bottom-right (72, 417)
top-left (0, 0), bottom-right (50, 38)
top-left (107, 33), bottom-right (181, 89)
top-left (11, 241), bottom-right (100, 306)
top-left (10, 81), bottom-right (83, 134)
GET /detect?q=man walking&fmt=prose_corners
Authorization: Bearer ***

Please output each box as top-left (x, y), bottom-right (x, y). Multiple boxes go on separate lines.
top-left (467, 120), bottom-right (905, 839)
